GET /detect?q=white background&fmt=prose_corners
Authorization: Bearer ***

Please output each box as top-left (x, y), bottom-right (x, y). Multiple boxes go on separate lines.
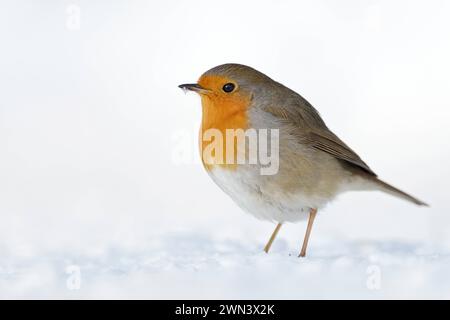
top-left (0, 0), bottom-right (449, 298)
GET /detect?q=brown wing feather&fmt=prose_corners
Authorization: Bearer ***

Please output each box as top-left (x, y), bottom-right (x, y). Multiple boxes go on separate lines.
top-left (263, 91), bottom-right (377, 176)
top-left (307, 130), bottom-right (376, 175)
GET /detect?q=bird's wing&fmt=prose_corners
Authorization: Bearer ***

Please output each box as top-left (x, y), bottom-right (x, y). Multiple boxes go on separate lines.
top-left (305, 129), bottom-right (376, 175)
top-left (263, 94), bottom-right (377, 176)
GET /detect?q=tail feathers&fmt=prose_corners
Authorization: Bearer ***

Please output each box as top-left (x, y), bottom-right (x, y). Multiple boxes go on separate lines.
top-left (372, 178), bottom-right (429, 206)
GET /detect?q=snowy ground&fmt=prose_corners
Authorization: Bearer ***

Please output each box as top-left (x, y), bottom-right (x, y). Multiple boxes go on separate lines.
top-left (1, 233), bottom-right (450, 299)
top-left (1, 1), bottom-right (450, 299)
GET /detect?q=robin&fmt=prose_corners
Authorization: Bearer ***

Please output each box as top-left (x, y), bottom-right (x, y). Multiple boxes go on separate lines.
top-left (179, 63), bottom-right (427, 257)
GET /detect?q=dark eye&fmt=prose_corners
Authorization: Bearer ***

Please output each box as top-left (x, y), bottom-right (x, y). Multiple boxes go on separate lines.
top-left (222, 83), bottom-right (235, 93)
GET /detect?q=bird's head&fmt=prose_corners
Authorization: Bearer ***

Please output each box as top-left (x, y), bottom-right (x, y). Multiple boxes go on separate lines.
top-left (179, 64), bottom-right (277, 129)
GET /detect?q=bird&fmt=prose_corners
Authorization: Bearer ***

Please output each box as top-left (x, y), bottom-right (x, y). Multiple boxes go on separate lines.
top-left (179, 63), bottom-right (427, 257)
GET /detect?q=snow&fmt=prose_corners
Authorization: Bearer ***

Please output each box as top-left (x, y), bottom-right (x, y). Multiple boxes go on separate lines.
top-left (1, 233), bottom-right (450, 299)
top-left (1, 0), bottom-right (450, 299)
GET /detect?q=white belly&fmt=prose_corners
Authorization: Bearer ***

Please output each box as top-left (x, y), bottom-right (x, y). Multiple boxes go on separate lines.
top-left (206, 165), bottom-right (332, 223)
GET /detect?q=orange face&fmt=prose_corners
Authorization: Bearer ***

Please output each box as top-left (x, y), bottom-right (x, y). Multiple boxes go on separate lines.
top-left (197, 75), bottom-right (251, 131)
top-left (195, 75), bottom-right (253, 170)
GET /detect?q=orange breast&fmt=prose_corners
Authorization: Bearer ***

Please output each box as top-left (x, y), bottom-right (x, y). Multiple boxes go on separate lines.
top-left (199, 91), bottom-right (251, 171)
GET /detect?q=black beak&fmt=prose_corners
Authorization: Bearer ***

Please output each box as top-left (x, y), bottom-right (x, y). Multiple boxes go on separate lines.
top-left (178, 83), bottom-right (208, 93)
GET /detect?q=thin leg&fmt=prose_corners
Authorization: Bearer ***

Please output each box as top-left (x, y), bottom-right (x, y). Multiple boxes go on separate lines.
top-left (299, 208), bottom-right (318, 257)
top-left (263, 223), bottom-right (282, 253)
